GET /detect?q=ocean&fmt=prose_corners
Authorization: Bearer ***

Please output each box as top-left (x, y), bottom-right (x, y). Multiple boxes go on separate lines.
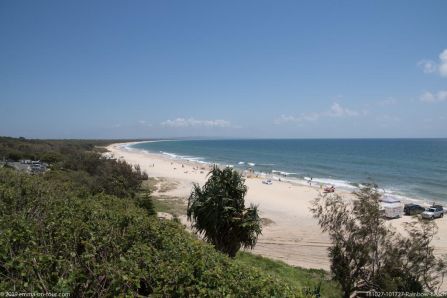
top-left (130, 139), bottom-right (447, 204)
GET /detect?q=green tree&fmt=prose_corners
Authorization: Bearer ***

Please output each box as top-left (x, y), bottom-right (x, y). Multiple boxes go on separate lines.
top-left (137, 191), bottom-right (156, 216)
top-left (187, 166), bottom-right (262, 257)
top-left (311, 185), bottom-right (446, 297)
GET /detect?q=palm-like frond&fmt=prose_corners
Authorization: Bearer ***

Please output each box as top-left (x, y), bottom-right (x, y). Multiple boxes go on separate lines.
top-left (187, 166), bottom-right (262, 257)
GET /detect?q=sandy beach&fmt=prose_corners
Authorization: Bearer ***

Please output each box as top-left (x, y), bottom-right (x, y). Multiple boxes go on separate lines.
top-left (107, 142), bottom-right (447, 272)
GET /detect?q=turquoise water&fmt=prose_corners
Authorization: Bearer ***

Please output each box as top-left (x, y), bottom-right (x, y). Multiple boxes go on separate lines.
top-left (131, 139), bottom-right (447, 203)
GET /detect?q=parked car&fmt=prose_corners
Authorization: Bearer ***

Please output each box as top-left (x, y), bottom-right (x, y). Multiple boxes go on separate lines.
top-left (404, 203), bottom-right (426, 216)
top-left (421, 205), bottom-right (444, 220)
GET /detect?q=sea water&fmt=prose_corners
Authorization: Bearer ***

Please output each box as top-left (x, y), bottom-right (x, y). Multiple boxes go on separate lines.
top-left (130, 139), bottom-right (447, 204)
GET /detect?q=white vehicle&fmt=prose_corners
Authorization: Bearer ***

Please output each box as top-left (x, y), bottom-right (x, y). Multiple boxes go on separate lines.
top-left (262, 179), bottom-right (272, 185)
top-left (421, 205), bottom-right (444, 220)
top-left (380, 196), bottom-right (402, 219)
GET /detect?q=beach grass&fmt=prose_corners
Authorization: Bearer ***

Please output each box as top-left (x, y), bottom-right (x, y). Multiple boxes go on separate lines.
top-left (152, 195), bottom-right (187, 217)
top-left (142, 177), bottom-right (159, 192)
top-left (235, 252), bottom-right (342, 297)
top-left (142, 177), bottom-right (180, 193)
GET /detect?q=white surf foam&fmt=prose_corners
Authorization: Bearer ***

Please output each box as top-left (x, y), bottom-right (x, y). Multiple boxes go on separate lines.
top-left (272, 170), bottom-right (297, 176)
top-left (160, 151), bottom-right (209, 164)
top-left (311, 177), bottom-right (357, 190)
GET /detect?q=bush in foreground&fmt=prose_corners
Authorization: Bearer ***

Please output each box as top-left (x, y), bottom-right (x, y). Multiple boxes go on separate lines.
top-left (0, 168), bottom-right (300, 296)
top-left (235, 252), bottom-right (342, 298)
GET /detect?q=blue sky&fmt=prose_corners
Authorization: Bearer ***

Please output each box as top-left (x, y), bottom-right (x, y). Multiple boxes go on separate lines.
top-left (1, 0), bottom-right (446, 139)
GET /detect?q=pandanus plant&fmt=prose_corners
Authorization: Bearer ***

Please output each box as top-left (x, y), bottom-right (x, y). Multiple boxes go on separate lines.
top-left (187, 166), bottom-right (262, 257)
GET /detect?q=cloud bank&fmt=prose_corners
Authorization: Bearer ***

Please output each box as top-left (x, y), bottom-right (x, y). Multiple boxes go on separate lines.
top-left (161, 118), bottom-right (231, 128)
top-left (420, 90), bottom-right (447, 103)
top-left (329, 102), bottom-right (359, 117)
top-left (275, 102), bottom-right (361, 124)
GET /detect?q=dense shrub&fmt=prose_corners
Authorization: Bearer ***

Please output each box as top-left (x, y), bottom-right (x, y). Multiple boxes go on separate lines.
top-left (58, 152), bottom-right (148, 198)
top-left (0, 168), bottom-right (301, 297)
top-left (0, 137), bottom-right (148, 198)
top-left (0, 136), bottom-right (111, 162)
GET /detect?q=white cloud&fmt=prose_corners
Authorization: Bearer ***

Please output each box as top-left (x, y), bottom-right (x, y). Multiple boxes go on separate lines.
top-left (439, 49), bottom-right (447, 77)
top-left (274, 113), bottom-right (320, 124)
top-left (417, 60), bottom-right (437, 73)
top-left (138, 120), bottom-right (152, 127)
top-left (420, 90), bottom-right (447, 103)
top-left (418, 49), bottom-right (447, 77)
top-left (274, 115), bottom-right (297, 124)
top-left (161, 118), bottom-right (231, 128)
top-left (420, 92), bottom-right (435, 102)
top-left (329, 102), bottom-right (359, 117)
top-left (275, 102), bottom-right (361, 124)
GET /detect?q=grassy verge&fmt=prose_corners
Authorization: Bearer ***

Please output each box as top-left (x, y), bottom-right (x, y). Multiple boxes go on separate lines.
top-left (152, 195), bottom-right (187, 217)
top-left (144, 177), bottom-right (188, 217)
top-left (235, 252), bottom-right (342, 298)
top-left (141, 177), bottom-right (159, 192)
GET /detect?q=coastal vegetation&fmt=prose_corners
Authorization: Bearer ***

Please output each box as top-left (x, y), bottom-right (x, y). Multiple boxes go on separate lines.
top-left (311, 186), bottom-right (446, 297)
top-left (0, 137), bottom-right (336, 296)
top-left (0, 137), bottom-right (148, 199)
top-left (187, 166), bottom-right (262, 257)
top-left (5, 136), bottom-right (442, 296)
top-left (234, 252), bottom-right (341, 298)
top-left (0, 136), bottom-right (113, 162)
top-left (0, 167), bottom-right (302, 296)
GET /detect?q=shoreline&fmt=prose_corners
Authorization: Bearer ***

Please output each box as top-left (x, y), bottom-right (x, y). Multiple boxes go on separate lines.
top-left (106, 142), bottom-right (447, 272)
top-left (123, 140), bottom-right (442, 207)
